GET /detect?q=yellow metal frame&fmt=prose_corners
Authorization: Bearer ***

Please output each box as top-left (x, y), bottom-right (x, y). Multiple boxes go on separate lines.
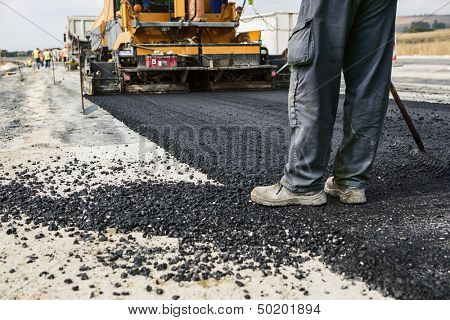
top-left (174, 0), bottom-right (185, 18)
top-left (248, 31), bottom-right (262, 42)
top-left (202, 45), bottom-right (261, 55)
top-left (108, 0), bottom-right (256, 56)
top-left (136, 43), bottom-right (261, 57)
top-left (134, 13), bottom-right (171, 22)
top-left (136, 45), bottom-right (199, 56)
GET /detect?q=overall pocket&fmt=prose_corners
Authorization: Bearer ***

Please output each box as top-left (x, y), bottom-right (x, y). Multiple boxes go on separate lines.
top-left (287, 18), bottom-right (315, 66)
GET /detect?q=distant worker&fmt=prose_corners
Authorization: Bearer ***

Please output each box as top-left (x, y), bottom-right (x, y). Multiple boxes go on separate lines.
top-left (251, 0), bottom-right (397, 206)
top-left (43, 49), bottom-right (52, 68)
top-left (210, 0), bottom-right (227, 13)
top-left (32, 48), bottom-right (41, 69)
top-left (39, 50), bottom-right (45, 67)
top-left (61, 47), bottom-right (69, 63)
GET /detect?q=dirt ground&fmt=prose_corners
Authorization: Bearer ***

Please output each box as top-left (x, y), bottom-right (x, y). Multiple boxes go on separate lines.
top-left (0, 65), bottom-right (387, 300)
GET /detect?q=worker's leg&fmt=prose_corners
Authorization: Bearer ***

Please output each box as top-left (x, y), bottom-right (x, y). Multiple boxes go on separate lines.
top-left (333, 0), bottom-right (397, 188)
top-left (280, 0), bottom-right (357, 192)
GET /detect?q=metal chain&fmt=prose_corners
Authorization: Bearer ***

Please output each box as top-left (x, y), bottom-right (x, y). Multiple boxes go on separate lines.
top-left (246, 4), bottom-right (293, 32)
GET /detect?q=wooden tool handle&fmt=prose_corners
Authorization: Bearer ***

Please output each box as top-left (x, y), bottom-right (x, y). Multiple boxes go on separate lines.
top-left (390, 82), bottom-right (426, 152)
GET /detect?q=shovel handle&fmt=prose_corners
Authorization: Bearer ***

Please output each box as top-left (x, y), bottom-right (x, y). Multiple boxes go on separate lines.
top-left (390, 82), bottom-right (426, 152)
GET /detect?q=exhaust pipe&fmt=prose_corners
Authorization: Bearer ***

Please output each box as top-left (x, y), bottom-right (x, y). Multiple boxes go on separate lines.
top-left (188, 0), bottom-right (206, 22)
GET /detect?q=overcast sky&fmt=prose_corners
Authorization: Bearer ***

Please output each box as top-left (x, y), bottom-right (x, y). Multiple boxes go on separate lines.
top-left (1, 0), bottom-right (449, 51)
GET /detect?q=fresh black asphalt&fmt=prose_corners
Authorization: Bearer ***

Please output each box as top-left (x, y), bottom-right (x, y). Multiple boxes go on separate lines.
top-left (1, 89), bottom-right (449, 299)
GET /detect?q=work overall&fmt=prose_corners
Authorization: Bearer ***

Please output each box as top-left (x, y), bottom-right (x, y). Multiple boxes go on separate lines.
top-left (281, 0), bottom-right (397, 192)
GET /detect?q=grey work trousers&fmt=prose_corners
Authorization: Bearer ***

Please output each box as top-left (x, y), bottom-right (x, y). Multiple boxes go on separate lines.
top-left (281, 0), bottom-right (397, 192)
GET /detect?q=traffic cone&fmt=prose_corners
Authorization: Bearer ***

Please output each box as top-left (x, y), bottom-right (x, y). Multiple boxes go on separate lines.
top-left (392, 33), bottom-right (401, 67)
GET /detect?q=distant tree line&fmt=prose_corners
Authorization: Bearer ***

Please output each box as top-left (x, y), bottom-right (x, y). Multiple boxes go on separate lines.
top-left (0, 50), bottom-right (33, 57)
top-left (409, 20), bottom-right (447, 32)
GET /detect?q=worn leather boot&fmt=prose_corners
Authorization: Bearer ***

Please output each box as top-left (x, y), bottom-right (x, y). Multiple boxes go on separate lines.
top-left (251, 183), bottom-right (327, 207)
top-left (324, 177), bottom-right (366, 204)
